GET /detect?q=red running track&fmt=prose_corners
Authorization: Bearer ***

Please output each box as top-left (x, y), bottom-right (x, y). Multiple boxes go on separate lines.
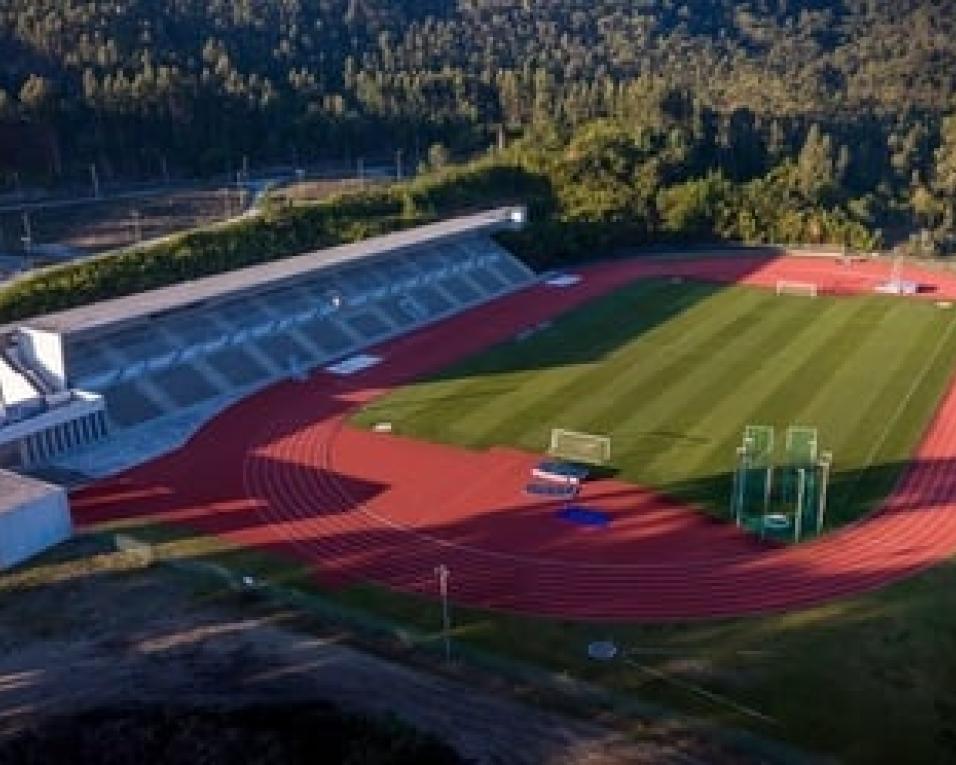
top-left (72, 255), bottom-right (956, 621)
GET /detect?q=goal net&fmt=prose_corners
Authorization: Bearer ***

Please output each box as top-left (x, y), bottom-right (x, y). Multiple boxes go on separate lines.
top-left (785, 426), bottom-right (818, 466)
top-left (549, 428), bottom-right (611, 466)
top-left (742, 425), bottom-right (774, 465)
top-left (775, 280), bottom-right (818, 297)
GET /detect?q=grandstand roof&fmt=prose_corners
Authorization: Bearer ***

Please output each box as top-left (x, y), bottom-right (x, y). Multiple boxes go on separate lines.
top-left (16, 207), bottom-right (525, 340)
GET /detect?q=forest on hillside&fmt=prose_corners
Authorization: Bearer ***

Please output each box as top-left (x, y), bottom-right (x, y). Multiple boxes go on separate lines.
top-left (2, 0), bottom-right (956, 250)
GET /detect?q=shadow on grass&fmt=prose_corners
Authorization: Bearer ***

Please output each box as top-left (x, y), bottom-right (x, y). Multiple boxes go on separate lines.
top-left (659, 459), bottom-right (914, 530)
top-left (426, 278), bottom-right (732, 382)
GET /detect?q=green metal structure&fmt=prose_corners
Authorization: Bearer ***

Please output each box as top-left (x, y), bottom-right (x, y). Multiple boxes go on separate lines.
top-left (731, 424), bottom-right (831, 542)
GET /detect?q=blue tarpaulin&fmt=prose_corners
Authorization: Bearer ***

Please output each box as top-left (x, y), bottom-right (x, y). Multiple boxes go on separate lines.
top-left (557, 505), bottom-right (611, 528)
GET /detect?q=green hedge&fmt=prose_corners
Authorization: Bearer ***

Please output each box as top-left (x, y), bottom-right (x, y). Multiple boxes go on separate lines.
top-left (0, 160), bottom-right (545, 323)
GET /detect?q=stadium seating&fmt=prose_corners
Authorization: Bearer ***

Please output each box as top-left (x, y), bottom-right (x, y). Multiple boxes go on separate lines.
top-left (62, 236), bottom-right (536, 429)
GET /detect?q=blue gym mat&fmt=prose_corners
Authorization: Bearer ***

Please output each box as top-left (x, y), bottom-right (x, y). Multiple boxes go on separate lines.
top-left (526, 482), bottom-right (579, 498)
top-left (557, 505), bottom-right (611, 528)
top-left (535, 460), bottom-right (590, 480)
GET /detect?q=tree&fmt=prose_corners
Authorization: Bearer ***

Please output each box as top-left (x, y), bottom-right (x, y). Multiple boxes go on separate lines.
top-left (18, 75), bottom-right (56, 118)
top-left (795, 124), bottom-right (836, 203)
top-left (933, 115), bottom-right (956, 232)
top-left (934, 115), bottom-right (956, 197)
top-left (0, 89), bottom-right (14, 121)
top-left (420, 143), bottom-right (450, 173)
top-left (657, 173), bottom-right (732, 238)
top-left (911, 185), bottom-right (942, 229)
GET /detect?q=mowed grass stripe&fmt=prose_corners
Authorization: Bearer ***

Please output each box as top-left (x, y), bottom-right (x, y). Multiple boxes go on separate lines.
top-left (675, 298), bottom-right (893, 489)
top-left (473, 286), bottom-right (777, 449)
top-left (794, 300), bottom-right (938, 457)
top-left (642, 295), bottom-right (862, 490)
top-left (607, 291), bottom-right (845, 479)
top-left (354, 279), bottom-right (679, 439)
top-left (548, 288), bottom-right (789, 426)
top-left (453, 279), bottom-right (719, 433)
top-left (454, 280), bottom-right (745, 446)
top-left (823, 309), bottom-right (956, 523)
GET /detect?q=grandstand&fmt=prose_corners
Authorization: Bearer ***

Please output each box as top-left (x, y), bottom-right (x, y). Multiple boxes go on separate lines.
top-left (0, 208), bottom-right (532, 459)
top-left (0, 331), bottom-right (108, 470)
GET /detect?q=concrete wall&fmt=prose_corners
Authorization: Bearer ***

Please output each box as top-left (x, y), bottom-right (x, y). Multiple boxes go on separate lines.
top-left (0, 471), bottom-right (72, 569)
top-left (17, 328), bottom-right (66, 391)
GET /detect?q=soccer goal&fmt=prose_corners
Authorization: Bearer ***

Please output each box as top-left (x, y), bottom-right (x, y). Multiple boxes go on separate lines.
top-left (775, 280), bottom-right (818, 297)
top-left (549, 428), bottom-right (611, 466)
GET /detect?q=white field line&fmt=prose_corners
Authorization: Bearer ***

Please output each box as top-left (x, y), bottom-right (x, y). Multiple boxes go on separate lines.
top-left (841, 312), bottom-right (956, 510)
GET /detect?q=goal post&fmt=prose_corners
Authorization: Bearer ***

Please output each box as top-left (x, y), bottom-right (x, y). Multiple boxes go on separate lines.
top-left (775, 280), bottom-right (818, 297)
top-left (549, 428), bottom-right (611, 466)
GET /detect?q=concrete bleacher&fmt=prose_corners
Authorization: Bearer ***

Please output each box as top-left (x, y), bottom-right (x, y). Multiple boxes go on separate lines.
top-left (0, 332), bottom-right (108, 468)
top-left (0, 351), bottom-right (42, 418)
top-left (11, 208), bottom-right (533, 435)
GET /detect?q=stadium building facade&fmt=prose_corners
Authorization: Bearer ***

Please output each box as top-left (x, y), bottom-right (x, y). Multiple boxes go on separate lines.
top-left (0, 207), bottom-right (531, 468)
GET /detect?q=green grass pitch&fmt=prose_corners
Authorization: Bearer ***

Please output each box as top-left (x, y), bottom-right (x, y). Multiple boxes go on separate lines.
top-left (352, 278), bottom-right (956, 527)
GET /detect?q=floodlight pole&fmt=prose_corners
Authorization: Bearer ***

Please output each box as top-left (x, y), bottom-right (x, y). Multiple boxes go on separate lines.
top-left (90, 162), bottom-right (100, 199)
top-left (21, 211), bottom-right (32, 253)
top-left (131, 209), bottom-right (142, 243)
top-left (435, 564), bottom-right (452, 664)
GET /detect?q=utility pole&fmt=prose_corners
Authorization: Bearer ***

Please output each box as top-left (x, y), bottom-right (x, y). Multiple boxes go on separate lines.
top-left (20, 212), bottom-right (32, 253)
top-left (395, 149), bottom-right (403, 181)
top-left (222, 187), bottom-right (231, 219)
top-left (435, 564), bottom-right (452, 664)
top-left (90, 163), bottom-right (100, 199)
top-left (160, 155), bottom-right (169, 184)
top-left (130, 209), bottom-right (142, 243)
top-left (235, 170), bottom-right (247, 214)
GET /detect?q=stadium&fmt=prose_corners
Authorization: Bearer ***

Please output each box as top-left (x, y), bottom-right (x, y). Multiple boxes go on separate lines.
top-left (5, 207), bottom-right (956, 626)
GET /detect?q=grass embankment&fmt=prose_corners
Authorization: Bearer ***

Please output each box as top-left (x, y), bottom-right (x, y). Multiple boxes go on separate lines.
top-left (39, 520), bottom-right (956, 764)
